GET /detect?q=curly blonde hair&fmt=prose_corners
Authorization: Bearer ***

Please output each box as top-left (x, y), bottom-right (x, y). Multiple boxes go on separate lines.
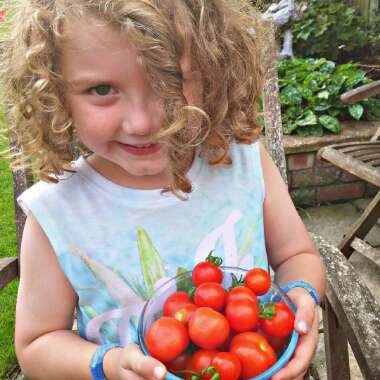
top-left (1, 0), bottom-right (265, 194)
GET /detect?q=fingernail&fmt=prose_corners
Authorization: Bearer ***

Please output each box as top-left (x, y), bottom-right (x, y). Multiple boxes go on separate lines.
top-left (296, 320), bottom-right (309, 333)
top-left (154, 366), bottom-right (166, 380)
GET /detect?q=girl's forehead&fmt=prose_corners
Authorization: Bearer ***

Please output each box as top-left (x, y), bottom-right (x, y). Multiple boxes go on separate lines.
top-left (61, 16), bottom-right (126, 49)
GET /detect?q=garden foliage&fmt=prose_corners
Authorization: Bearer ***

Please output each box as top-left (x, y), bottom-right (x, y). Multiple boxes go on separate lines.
top-left (292, 0), bottom-right (380, 63)
top-left (278, 58), bottom-right (380, 136)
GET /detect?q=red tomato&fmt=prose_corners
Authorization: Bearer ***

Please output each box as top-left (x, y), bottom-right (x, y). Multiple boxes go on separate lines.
top-left (192, 257), bottom-right (223, 286)
top-left (244, 268), bottom-right (271, 296)
top-left (211, 352), bottom-right (242, 380)
top-left (166, 351), bottom-right (192, 373)
top-left (217, 330), bottom-right (236, 351)
top-left (189, 307), bottom-right (230, 349)
top-left (145, 317), bottom-right (189, 362)
top-left (265, 334), bottom-right (289, 352)
top-left (230, 334), bottom-right (276, 379)
top-left (260, 302), bottom-right (295, 337)
top-left (185, 350), bottom-right (218, 380)
top-left (229, 331), bottom-right (269, 351)
top-left (174, 303), bottom-right (198, 324)
top-left (193, 282), bottom-right (226, 311)
top-left (225, 299), bottom-right (259, 332)
top-left (226, 286), bottom-right (258, 305)
top-left (163, 291), bottom-right (192, 317)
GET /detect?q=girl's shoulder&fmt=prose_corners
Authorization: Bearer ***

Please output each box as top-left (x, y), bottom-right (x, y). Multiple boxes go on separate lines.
top-left (17, 157), bottom-right (90, 211)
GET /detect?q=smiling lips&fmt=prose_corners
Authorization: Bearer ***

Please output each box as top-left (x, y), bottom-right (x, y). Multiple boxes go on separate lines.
top-left (119, 142), bottom-right (162, 156)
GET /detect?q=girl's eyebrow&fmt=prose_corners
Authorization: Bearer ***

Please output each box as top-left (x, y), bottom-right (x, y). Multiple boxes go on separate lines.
top-left (67, 77), bottom-right (103, 87)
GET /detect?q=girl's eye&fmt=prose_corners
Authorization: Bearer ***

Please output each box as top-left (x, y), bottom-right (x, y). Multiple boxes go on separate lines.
top-left (90, 84), bottom-right (113, 96)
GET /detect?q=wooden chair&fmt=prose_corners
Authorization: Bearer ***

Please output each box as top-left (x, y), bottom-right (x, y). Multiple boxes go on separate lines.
top-left (317, 80), bottom-right (380, 266)
top-left (1, 20), bottom-right (380, 380)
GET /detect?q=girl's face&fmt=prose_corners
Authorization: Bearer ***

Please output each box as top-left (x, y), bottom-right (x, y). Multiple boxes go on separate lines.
top-left (61, 18), bottom-right (201, 189)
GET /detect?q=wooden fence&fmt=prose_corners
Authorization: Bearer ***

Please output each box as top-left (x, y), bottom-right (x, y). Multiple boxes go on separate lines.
top-left (350, 0), bottom-right (379, 20)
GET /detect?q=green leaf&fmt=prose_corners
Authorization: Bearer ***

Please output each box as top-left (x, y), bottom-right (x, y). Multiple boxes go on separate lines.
top-left (137, 227), bottom-right (166, 295)
top-left (319, 115), bottom-right (341, 133)
top-left (295, 110), bottom-right (318, 126)
top-left (175, 267), bottom-right (193, 292)
top-left (348, 104), bottom-right (364, 120)
top-left (296, 125), bottom-right (324, 137)
top-left (283, 122), bottom-right (299, 135)
top-left (317, 90), bottom-right (330, 99)
top-left (281, 86), bottom-right (303, 105)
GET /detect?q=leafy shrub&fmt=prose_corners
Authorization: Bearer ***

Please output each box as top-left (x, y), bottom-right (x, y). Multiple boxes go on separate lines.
top-left (292, 0), bottom-right (380, 63)
top-left (278, 58), bottom-right (380, 136)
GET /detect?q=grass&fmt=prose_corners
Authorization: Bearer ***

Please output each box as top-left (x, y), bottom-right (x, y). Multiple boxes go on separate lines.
top-left (0, 114), bottom-right (18, 378)
top-left (0, 3), bottom-right (19, 377)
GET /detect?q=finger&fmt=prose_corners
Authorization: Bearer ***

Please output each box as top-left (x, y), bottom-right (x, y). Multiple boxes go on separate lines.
top-left (271, 314), bottom-right (319, 380)
top-left (120, 344), bottom-right (167, 380)
top-left (119, 368), bottom-right (147, 380)
top-left (287, 288), bottom-right (318, 335)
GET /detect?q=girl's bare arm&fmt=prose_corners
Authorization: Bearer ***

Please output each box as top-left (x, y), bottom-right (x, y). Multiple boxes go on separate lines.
top-left (259, 142), bottom-right (326, 380)
top-left (15, 214), bottom-right (165, 380)
top-left (259, 142), bottom-right (326, 296)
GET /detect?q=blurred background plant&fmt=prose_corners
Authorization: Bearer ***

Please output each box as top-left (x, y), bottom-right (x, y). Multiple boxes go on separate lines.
top-left (291, 0), bottom-right (380, 71)
top-left (253, 0), bottom-right (380, 136)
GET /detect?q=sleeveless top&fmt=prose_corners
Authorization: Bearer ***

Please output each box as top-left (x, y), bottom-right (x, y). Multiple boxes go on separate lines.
top-left (18, 141), bottom-right (267, 346)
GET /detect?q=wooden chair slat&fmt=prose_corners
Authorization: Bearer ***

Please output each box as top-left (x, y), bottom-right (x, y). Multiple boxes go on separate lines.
top-left (0, 257), bottom-right (18, 290)
top-left (322, 297), bottom-right (351, 380)
top-left (318, 146), bottom-right (380, 188)
top-left (351, 237), bottom-right (380, 267)
top-left (313, 234), bottom-right (380, 380)
top-left (339, 191), bottom-right (380, 257)
top-left (341, 80), bottom-right (380, 105)
top-left (318, 141), bottom-right (380, 151)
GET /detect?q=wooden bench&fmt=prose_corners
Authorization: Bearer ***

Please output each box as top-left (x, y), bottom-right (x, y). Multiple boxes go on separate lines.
top-left (1, 20), bottom-right (380, 380)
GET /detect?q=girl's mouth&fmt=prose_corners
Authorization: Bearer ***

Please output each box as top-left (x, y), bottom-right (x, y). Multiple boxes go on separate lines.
top-left (119, 142), bottom-right (162, 156)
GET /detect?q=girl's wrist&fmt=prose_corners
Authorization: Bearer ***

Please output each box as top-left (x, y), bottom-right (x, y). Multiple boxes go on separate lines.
top-left (103, 346), bottom-right (123, 380)
top-left (281, 280), bottom-right (320, 305)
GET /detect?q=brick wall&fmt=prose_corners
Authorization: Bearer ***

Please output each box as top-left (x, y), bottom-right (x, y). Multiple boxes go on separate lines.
top-left (282, 121), bottom-right (379, 207)
top-left (287, 150), bottom-right (377, 206)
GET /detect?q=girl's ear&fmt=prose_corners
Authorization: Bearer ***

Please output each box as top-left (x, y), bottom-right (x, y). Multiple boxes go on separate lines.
top-left (180, 49), bottom-right (203, 107)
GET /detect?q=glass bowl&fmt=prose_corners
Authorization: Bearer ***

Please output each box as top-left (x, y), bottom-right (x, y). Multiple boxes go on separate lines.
top-left (138, 266), bottom-right (298, 380)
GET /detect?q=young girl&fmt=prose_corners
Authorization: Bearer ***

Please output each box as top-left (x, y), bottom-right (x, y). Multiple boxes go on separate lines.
top-left (1, 1), bottom-right (325, 379)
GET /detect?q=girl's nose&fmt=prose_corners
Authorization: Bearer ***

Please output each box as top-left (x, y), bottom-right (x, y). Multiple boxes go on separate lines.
top-left (121, 98), bottom-right (162, 136)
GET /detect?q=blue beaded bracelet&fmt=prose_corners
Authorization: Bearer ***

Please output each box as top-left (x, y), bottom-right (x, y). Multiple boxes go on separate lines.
top-left (281, 280), bottom-right (320, 305)
top-left (90, 343), bottom-right (121, 380)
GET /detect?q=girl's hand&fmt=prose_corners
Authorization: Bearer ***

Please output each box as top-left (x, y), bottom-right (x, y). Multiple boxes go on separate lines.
top-left (271, 288), bottom-right (320, 380)
top-left (106, 343), bottom-right (167, 380)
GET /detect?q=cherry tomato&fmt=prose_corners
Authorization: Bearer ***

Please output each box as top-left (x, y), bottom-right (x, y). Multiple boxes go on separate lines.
top-left (211, 352), bottom-right (242, 380)
top-left (259, 302), bottom-right (295, 337)
top-left (217, 330), bottom-right (236, 351)
top-left (230, 334), bottom-right (276, 379)
top-left (185, 350), bottom-right (217, 380)
top-left (163, 291), bottom-right (192, 317)
top-left (225, 299), bottom-right (259, 332)
top-left (145, 317), bottom-right (189, 362)
top-left (229, 331), bottom-right (269, 351)
top-left (244, 268), bottom-right (271, 296)
top-left (166, 351), bottom-right (192, 373)
top-left (256, 325), bottom-right (289, 352)
top-left (192, 253), bottom-right (223, 286)
top-left (193, 282), bottom-right (226, 311)
top-left (265, 333), bottom-right (289, 352)
top-left (226, 286), bottom-right (258, 305)
top-left (174, 303), bottom-right (198, 324)
top-left (188, 307), bottom-right (230, 349)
